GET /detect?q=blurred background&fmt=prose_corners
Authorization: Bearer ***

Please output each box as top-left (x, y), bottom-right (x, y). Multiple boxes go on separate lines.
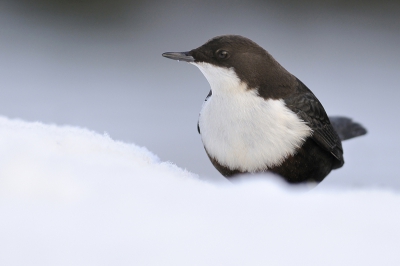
top-left (0, 0), bottom-right (399, 188)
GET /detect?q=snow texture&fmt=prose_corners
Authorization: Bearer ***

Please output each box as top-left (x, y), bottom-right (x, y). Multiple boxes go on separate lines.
top-left (0, 116), bottom-right (399, 266)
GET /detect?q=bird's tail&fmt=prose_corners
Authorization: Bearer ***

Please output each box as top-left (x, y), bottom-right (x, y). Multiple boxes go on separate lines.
top-left (329, 116), bottom-right (367, 141)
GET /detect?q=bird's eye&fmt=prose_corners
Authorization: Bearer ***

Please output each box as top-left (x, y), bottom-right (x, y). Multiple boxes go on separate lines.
top-left (216, 50), bottom-right (229, 59)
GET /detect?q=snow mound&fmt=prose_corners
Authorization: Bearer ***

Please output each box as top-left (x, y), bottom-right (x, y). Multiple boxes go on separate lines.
top-left (0, 116), bottom-right (399, 266)
top-left (0, 116), bottom-right (196, 202)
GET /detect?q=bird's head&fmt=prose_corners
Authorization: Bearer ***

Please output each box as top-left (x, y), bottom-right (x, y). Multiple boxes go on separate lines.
top-left (163, 35), bottom-right (295, 97)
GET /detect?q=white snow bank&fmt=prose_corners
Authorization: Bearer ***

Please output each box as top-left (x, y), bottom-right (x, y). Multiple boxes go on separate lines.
top-left (0, 116), bottom-right (196, 202)
top-left (0, 116), bottom-right (399, 266)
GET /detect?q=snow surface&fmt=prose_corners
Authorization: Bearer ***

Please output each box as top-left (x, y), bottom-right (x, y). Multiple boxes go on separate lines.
top-left (1, 116), bottom-right (399, 266)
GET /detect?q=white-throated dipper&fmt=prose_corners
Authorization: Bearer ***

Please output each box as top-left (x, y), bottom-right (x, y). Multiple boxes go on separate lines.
top-left (162, 35), bottom-right (366, 183)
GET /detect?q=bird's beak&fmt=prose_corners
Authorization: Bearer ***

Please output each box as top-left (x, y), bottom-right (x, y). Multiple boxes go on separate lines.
top-left (162, 51), bottom-right (194, 62)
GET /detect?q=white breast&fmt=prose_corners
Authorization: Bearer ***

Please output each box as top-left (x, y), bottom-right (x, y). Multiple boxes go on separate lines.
top-left (193, 62), bottom-right (312, 172)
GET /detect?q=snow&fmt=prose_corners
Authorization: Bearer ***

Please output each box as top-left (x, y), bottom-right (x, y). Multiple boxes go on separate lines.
top-left (0, 116), bottom-right (399, 266)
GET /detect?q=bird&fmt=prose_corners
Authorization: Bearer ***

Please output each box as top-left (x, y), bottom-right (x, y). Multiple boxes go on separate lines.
top-left (162, 35), bottom-right (366, 184)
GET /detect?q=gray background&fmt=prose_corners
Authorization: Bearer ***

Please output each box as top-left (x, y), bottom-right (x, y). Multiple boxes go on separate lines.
top-left (1, 0), bottom-right (399, 188)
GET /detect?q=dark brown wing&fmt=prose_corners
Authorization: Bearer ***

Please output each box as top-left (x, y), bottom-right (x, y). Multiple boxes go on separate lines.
top-left (284, 79), bottom-right (344, 169)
